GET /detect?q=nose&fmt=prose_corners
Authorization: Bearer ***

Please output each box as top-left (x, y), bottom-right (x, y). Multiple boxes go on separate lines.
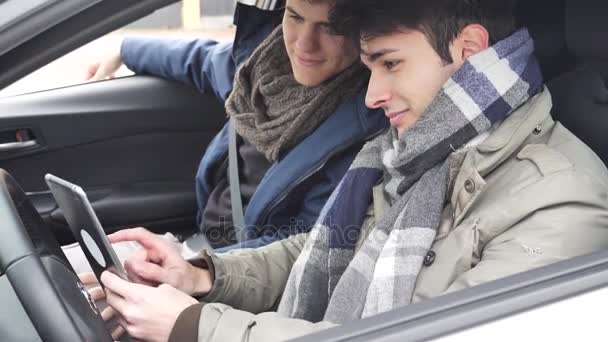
top-left (365, 73), bottom-right (391, 109)
top-left (295, 25), bottom-right (320, 53)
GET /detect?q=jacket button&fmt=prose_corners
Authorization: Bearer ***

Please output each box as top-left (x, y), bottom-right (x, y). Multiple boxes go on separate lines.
top-left (423, 251), bottom-right (436, 267)
top-left (533, 125), bottom-right (542, 135)
top-left (464, 179), bottom-right (476, 193)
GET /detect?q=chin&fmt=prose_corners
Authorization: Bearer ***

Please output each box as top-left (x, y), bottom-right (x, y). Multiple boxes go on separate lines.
top-left (294, 74), bottom-right (323, 87)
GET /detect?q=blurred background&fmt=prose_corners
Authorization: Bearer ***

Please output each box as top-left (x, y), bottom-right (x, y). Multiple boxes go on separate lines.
top-left (0, 0), bottom-right (238, 97)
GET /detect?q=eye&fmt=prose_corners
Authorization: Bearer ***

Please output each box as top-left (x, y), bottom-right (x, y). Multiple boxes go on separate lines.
top-left (289, 14), bottom-right (304, 23)
top-left (319, 24), bottom-right (333, 34)
top-left (383, 60), bottom-right (401, 71)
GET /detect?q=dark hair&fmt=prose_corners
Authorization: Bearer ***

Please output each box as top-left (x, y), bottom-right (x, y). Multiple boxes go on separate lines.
top-left (329, 0), bottom-right (519, 63)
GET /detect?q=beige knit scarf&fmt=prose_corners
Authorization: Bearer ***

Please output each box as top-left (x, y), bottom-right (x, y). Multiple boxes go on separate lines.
top-left (225, 26), bottom-right (367, 161)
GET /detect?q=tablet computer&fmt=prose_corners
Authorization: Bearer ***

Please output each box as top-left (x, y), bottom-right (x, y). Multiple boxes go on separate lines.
top-left (45, 174), bottom-right (129, 284)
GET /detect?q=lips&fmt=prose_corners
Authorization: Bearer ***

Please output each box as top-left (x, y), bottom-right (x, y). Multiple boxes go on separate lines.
top-left (296, 55), bottom-right (324, 66)
top-left (386, 110), bottom-right (409, 127)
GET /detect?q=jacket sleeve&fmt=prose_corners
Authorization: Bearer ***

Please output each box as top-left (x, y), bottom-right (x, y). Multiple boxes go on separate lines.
top-left (197, 303), bottom-right (338, 342)
top-left (169, 302), bottom-right (337, 342)
top-left (169, 233), bottom-right (330, 342)
top-left (201, 232), bottom-right (309, 313)
top-left (120, 37), bottom-right (236, 101)
top-left (444, 171), bottom-right (608, 293)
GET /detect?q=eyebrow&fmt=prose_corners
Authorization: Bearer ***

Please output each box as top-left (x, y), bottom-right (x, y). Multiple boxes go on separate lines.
top-left (362, 48), bottom-right (400, 63)
top-left (285, 6), bottom-right (331, 26)
top-left (285, 6), bottom-right (301, 17)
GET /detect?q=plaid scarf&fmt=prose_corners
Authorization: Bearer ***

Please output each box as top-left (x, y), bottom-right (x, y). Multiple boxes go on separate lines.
top-left (277, 29), bottom-right (543, 323)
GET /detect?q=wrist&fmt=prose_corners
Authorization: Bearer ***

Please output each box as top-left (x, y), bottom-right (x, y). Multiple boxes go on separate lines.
top-left (190, 265), bottom-right (213, 297)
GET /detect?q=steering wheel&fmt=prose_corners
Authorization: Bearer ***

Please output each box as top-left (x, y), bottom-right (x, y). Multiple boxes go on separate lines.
top-left (0, 169), bottom-right (112, 342)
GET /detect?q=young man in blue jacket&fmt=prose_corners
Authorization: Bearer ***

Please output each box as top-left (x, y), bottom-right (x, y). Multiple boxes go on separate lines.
top-left (64, 0), bottom-right (386, 268)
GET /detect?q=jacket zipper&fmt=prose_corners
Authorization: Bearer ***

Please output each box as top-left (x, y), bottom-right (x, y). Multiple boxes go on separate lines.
top-left (257, 128), bottom-right (386, 225)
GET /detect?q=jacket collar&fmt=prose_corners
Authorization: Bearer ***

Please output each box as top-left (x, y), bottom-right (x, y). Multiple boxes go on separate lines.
top-left (473, 87), bottom-right (554, 175)
top-left (450, 87), bottom-right (555, 225)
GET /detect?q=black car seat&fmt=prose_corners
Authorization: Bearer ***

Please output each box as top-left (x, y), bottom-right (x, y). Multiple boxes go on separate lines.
top-left (516, 0), bottom-right (575, 83)
top-left (545, 0), bottom-right (608, 165)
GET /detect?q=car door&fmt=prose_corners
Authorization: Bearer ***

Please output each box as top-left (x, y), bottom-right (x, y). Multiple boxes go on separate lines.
top-left (0, 0), bottom-right (227, 244)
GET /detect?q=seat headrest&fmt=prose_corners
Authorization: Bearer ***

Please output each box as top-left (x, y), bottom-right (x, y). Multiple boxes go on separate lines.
top-left (516, 0), bottom-right (575, 81)
top-left (566, 0), bottom-right (608, 59)
top-left (517, 0), bottom-right (566, 58)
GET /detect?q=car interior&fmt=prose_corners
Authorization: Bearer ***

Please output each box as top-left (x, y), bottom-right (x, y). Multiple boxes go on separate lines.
top-left (0, 76), bottom-right (226, 245)
top-left (0, 0), bottom-right (606, 341)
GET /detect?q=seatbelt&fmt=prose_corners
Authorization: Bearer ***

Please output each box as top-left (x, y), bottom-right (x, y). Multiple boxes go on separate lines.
top-left (228, 118), bottom-right (247, 242)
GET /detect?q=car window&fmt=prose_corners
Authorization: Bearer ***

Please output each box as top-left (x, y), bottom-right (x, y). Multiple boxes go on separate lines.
top-left (0, 0), bottom-right (103, 57)
top-left (0, 0), bottom-right (236, 98)
top-left (0, 0), bottom-right (57, 31)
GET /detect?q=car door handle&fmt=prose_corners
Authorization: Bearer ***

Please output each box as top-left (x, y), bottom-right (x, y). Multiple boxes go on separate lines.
top-left (0, 140), bottom-right (37, 152)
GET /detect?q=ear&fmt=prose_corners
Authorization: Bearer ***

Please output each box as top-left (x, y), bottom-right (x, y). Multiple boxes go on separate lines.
top-left (458, 24), bottom-right (490, 60)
